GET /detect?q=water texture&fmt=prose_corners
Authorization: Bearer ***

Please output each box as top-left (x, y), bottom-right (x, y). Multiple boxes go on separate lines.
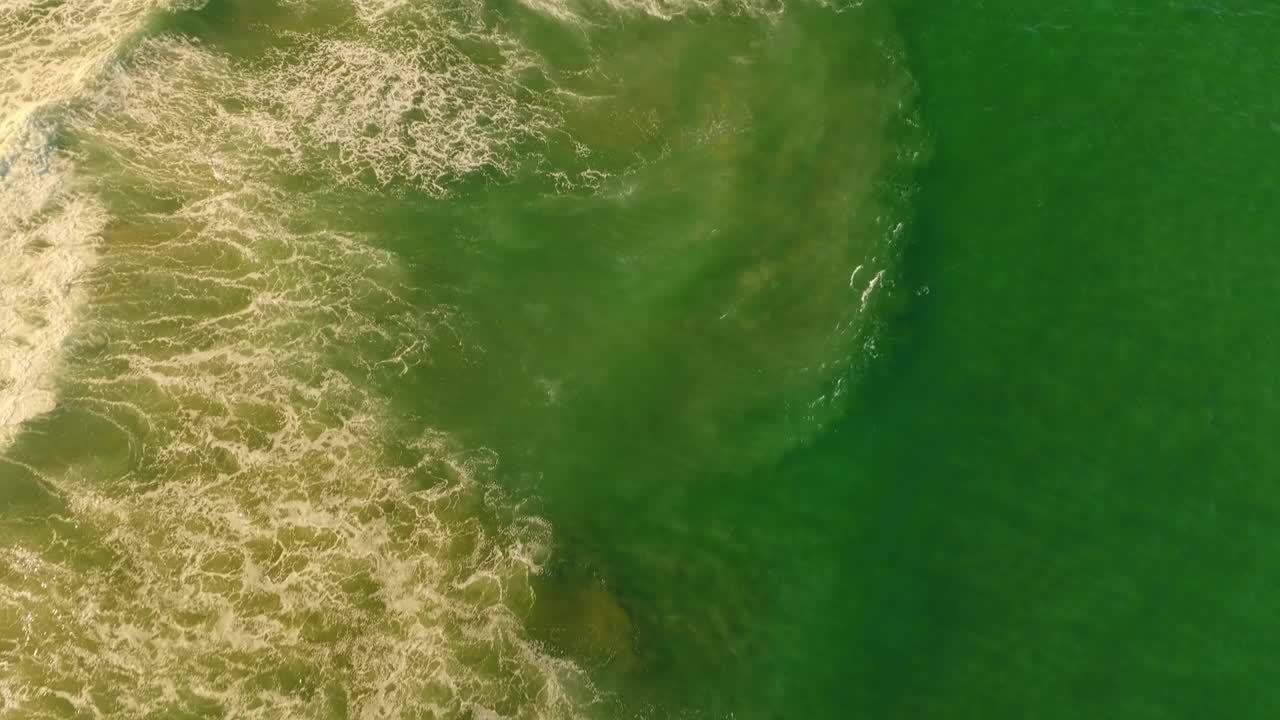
top-left (2, 0), bottom-right (1275, 718)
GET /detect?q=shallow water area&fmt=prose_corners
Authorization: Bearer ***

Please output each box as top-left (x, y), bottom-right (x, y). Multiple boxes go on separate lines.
top-left (1, 0), bottom-right (920, 717)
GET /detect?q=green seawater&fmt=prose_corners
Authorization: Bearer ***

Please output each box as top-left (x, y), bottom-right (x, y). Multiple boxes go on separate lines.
top-left (1, 0), bottom-right (1277, 717)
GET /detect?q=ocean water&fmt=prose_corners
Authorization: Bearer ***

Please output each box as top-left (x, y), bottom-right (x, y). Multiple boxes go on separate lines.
top-left (1, 0), bottom-right (1276, 718)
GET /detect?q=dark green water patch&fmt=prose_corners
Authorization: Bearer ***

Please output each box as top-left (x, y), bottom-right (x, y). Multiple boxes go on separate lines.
top-left (807, 2), bottom-right (1280, 717)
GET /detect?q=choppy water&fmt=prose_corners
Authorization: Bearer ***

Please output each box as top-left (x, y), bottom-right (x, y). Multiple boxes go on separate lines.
top-left (1, 0), bottom-right (915, 716)
top-left (5, 0), bottom-right (1277, 718)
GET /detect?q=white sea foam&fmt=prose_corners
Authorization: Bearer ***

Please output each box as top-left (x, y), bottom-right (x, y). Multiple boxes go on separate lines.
top-left (0, 0), bottom-right (165, 123)
top-left (859, 268), bottom-right (885, 311)
top-left (0, 125), bottom-right (105, 446)
top-left (261, 36), bottom-right (555, 195)
top-left (0, 0), bottom-right (169, 446)
top-left (509, 0), bottom-right (786, 26)
top-left (0, 0), bottom-right (910, 713)
top-left (0, 5), bottom-right (596, 716)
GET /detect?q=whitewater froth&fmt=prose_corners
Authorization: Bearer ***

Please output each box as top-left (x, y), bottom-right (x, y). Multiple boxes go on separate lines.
top-left (1, 3), bottom-right (595, 716)
top-left (1, 0), bottom-right (919, 716)
top-left (0, 125), bottom-right (106, 446)
top-left (0, 0), bottom-right (158, 446)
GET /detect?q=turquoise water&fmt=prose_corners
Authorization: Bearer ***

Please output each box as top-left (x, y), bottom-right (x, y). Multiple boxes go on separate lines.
top-left (2, 0), bottom-right (1278, 717)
